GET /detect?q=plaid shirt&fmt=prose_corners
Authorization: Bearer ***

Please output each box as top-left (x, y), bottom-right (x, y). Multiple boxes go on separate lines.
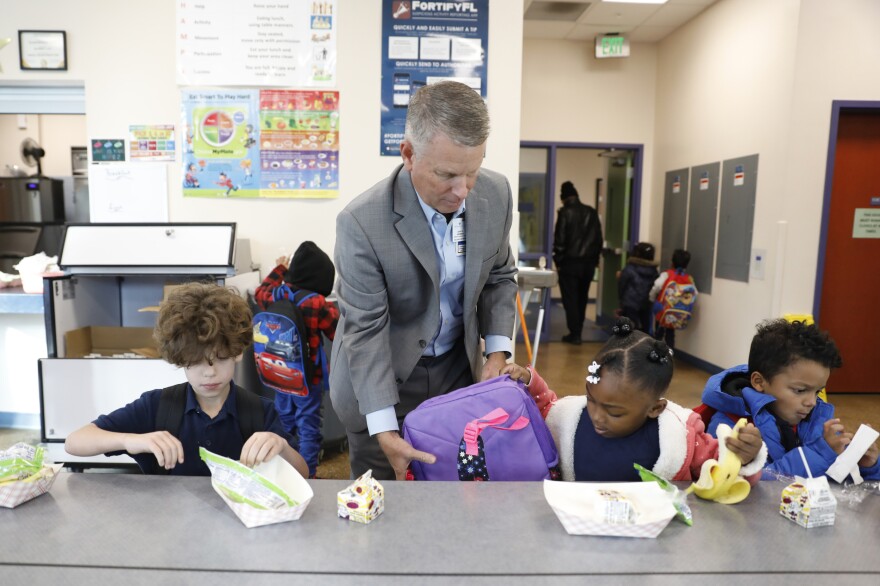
top-left (255, 264), bottom-right (339, 388)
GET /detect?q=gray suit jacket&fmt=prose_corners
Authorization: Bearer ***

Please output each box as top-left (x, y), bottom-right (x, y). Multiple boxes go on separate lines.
top-left (330, 165), bottom-right (518, 433)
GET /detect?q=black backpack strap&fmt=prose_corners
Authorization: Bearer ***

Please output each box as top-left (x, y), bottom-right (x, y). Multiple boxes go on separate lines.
top-left (155, 382), bottom-right (190, 437)
top-left (234, 386), bottom-right (265, 442)
top-left (153, 382), bottom-right (189, 475)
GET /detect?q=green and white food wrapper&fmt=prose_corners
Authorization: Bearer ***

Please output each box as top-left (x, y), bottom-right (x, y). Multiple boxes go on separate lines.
top-left (200, 447), bottom-right (313, 528)
top-left (0, 443), bottom-right (63, 508)
top-left (634, 463), bottom-right (693, 526)
top-left (544, 480), bottom-right (678, 538)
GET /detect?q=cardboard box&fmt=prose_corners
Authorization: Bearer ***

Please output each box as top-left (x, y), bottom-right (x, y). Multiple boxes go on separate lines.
top-left (65, 326), bottom-right (158, 358)
top-left (138, 284), bottom-right (185, 313)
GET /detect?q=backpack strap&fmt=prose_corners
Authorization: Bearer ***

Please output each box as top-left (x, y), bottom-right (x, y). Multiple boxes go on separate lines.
top-left (292, 288), bottom-right (317, 307)
top-left (317, 344), bottom-right (329, 392)
top-left (273, 284), bottom-right (317, 307)
top-left (153, 382), bottom-right (189, 475)
top-left (154, 382), bottom-right (264, 474)
top-left (155, 382), bottom-right (190, 437)
top-left (462, 408), bottom-right (529, 456)
top-left (234, 386), bottom-right (265, 442)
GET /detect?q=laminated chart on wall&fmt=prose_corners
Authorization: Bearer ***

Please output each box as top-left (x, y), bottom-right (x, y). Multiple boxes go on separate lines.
top-left (177, 0), bottom-right (337, 87)
top-left (380, 0), bottom-right (489, 155)
top-left (181, 89), bottom-right (339, 199)
top-left (129, 125), bottom-right (175, 162)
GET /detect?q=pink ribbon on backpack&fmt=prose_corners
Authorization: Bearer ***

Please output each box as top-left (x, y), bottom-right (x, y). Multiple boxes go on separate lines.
top-left (462, 408), bottom-right (529, 456)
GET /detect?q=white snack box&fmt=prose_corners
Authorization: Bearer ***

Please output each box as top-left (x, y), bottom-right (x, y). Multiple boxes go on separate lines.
top-left (544, 480), bottom-right (678, 538)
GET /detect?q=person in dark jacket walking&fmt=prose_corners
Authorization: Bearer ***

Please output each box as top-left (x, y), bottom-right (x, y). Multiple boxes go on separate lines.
top-left (553, 181), bottom-right (603, 345)
top-left (617, 242), bottom-right (659, 334)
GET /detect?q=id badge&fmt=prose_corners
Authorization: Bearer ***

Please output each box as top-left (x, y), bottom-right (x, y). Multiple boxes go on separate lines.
top-left (452, 217), bottom-right (466, 256)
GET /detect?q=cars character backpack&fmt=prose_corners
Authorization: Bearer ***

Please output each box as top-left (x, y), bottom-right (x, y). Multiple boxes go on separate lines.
top-left (252, 287), bottom-right (317, 397)
top-left (401, 376), bottom-right (559, 481)
top-left (653, 269), bottom-right (698, 330)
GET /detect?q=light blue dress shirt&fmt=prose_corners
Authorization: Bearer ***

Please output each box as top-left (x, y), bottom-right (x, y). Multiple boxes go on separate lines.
top-left (367, 191), bottom-right (512, 435)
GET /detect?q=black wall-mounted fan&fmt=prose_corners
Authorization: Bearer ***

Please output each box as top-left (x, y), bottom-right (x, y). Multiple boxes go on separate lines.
top-left (20, 137), bottom-right (46, 177)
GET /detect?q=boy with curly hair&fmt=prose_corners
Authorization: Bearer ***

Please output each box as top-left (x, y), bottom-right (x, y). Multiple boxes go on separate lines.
top-left (66, 282), bottom-right (308, 477)
top-left (700, 319), bottom-right (878, 480)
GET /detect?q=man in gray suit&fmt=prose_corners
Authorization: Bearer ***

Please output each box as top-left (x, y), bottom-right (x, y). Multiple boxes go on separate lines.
top-left (331, 81), bottom-right (518, 480)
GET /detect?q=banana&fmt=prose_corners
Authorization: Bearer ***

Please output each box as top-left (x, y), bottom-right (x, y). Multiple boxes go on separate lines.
top-left (687, 418), bottom-right (752, 504)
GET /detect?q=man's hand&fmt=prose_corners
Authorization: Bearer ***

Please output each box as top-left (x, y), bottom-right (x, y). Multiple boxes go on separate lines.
top-left (123, 431), bottom-right (184, 470)
top-left (725, 423), bottom-right (762, 465)
top-left (375, 431), bottom-right (436, 480)
top-left (480, 351), bottom-right (508, 381)
top-left (275, 255), bottom-right (289, 269)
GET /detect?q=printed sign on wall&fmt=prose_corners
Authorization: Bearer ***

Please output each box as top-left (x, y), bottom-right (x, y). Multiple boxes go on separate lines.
top-left (177, 0), bottom-right (337, 87)
top-left (91, 139), bottom-right (125, 163)
top-left (181, 89), bottom-right (339, 199)
top-left (380, 0), bottom-right (489, 156)
top-left (129, 125), bottom-right (176, 162)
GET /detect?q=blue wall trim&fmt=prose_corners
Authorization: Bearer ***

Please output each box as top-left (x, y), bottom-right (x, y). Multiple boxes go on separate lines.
top-left (0, 412), bottom-right (40, 430)
top-left (673, 349), bottom-right (723, 375)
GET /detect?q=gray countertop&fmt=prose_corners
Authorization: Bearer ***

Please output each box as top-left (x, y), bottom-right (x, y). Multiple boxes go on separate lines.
top-left (2, 474), bottom-right (879, 582)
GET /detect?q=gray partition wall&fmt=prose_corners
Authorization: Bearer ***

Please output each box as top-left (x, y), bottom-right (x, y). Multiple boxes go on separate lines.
top-left (660, 169), bottom-right (689, 271)
top-left (686, 162), bottom-right (720, 295)
top-left (716, 154), bottom-right (759, 283)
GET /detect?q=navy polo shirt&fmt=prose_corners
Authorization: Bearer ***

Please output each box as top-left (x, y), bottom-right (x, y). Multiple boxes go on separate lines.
top-left (573, 410), bottom-right (661, 482)
top-left (93, 382), bottom-right (295, 476)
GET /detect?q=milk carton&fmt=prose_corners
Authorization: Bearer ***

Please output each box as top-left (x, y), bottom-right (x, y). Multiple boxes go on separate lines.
top-left (337, 469), bottom-right (384, 524)
top-left (780, 476), bottom-right (836, 528)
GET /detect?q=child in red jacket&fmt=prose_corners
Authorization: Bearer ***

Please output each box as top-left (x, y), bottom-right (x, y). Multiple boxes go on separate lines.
top-left (255, 241), bottom-right (339, 477)
top-left (502, 318), bottom-right (767, 483)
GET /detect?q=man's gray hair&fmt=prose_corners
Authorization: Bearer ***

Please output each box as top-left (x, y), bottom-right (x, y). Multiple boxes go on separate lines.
top-left (404, 81), bottom-right (490, 152)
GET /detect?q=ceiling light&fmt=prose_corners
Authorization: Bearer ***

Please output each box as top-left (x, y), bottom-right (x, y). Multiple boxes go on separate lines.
top-left (524, 1), bottom-right (591, 22)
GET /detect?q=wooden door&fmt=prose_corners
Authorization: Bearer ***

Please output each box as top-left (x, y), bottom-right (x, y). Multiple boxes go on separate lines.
top-left (819, 110), bottom-right (880, 393)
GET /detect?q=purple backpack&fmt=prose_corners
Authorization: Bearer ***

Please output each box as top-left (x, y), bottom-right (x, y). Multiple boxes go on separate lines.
top-left (402, 376), bottom-right (559, 481)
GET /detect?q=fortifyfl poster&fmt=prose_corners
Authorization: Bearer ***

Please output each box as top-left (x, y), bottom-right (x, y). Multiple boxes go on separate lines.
top-left (380, 0), bottom-right (488, 156)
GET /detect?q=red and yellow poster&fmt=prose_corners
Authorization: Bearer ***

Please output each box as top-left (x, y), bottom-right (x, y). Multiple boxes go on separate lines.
top-left (181, 89), bottom-right (339, 199)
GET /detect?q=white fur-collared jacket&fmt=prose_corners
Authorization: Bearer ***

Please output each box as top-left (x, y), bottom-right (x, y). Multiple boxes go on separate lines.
top-left (526, 368), bottom-right (766, 482)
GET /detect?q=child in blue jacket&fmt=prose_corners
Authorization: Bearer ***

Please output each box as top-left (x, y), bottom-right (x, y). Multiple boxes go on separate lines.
top-left (701, 319), bottom-right (879, 481)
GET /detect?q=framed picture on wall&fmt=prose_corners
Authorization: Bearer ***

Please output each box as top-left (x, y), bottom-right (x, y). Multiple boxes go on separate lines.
top-left (19, 30), bottom-right (68, 71)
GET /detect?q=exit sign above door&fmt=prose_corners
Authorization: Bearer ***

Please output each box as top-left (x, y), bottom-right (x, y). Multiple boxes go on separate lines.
top-left (595, 34), bottom-right (630, 59)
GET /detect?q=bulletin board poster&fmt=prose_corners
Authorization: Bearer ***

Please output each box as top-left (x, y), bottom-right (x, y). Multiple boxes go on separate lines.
top-left (259, 89), bottom-right (339, 198)
top-left (176, 0), bottom-right (337, 87)
top-left (379, 0), bottom-right (489, 156)
top-left (91, 139), bottom-right (125, 163)
top-left (129, 125), bottom-right (176, 162)
top-left (181, 89), bottom-right (339, 199)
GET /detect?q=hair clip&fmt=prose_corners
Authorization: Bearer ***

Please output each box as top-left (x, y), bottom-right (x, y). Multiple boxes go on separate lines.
top-left (648, 349), bottom-right (670, 365)
top-left (586, 361), bottom-right (601, 384)
top-left (611, 321), bottom-right (632, 336)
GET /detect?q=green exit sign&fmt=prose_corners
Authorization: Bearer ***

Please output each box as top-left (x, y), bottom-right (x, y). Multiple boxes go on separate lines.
top-left (595, 34), bottom-right (630, 59)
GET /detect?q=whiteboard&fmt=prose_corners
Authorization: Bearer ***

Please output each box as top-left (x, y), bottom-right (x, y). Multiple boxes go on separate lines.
top-left (40, 358), bottom-right (184, 440)
top-left (60, 223), bottom-right (235, 268)
top-left (89, 163), bottom-right (169, 223)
